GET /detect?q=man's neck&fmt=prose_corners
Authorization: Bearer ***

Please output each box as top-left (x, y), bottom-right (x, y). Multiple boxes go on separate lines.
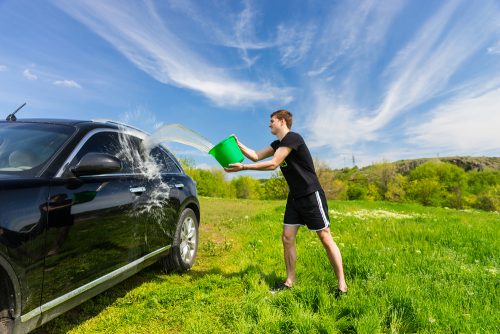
top-left (276, 128), bottom-right (290, 141)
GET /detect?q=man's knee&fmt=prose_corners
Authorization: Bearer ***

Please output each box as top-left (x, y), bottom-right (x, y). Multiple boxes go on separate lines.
top-left (282, 233), bottom-right (294, 246)
top-left (282, 229), bottom-right (297, 246)
top-left (317, 228), bottom-right (334, 244)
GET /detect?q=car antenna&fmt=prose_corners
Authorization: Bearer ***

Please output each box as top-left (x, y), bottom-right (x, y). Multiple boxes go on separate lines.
top-left (6, 102), bottom-right (26, 121)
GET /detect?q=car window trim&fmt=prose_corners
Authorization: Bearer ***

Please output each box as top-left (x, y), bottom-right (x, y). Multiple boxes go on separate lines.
top-left (158, 146), bottom-right (183, 173)
top-left (54, 128), bottom-right (148, 177)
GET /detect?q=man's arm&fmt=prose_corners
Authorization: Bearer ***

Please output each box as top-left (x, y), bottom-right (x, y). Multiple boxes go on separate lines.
top-left (235, 136), bottom-right (274, 162)
top-left (225, 146), bottom-right (291, 172)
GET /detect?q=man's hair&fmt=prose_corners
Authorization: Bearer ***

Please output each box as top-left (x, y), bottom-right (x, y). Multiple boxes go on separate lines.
top-left (270, 109), bottom-right (293, 129)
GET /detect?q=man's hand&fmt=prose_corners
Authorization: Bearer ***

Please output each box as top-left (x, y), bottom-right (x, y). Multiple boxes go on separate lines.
top-left (224, 163), bottom-right (244, 173)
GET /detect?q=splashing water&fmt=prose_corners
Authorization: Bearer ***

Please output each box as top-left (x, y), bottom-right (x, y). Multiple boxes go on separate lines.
top-left (114, 123), bottom-right (213, 224)
top-left (143, 124), bottom-right (214, 154)
top-left (115, 131), bottom-right (170, 220)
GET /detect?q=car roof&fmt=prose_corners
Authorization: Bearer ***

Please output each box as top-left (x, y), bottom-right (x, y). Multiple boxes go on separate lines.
top-left (1, 118), bottom-right (149, 136)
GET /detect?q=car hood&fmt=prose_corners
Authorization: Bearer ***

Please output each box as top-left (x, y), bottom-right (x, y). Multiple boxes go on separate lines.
top-left (0, 173), bottom-right (24, 179)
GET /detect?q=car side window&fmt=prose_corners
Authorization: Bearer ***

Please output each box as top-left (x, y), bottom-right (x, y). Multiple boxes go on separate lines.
top-left (69, 131), bottom-right (143, 174)
top-left (150, 146), bottom-right (181, 173)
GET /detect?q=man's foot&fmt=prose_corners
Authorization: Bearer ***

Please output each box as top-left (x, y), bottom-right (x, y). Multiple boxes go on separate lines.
top-left (270, 282), bottom-right (292, 294)
top-left (335, 288), bottom-right (348, 300)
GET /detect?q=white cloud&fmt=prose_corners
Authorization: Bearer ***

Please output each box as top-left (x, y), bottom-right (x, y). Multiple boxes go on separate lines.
top-left (307, 86), bottom-right (373, 150)
top-left (307, 0), bottom-right (500, 156)
top-left (0, 65), bottom-right (7, 72)
top-left (277, 24), bottom-right (316, 67)
top-left (408, 88), bottom-right (500, 152)
top-left (23, 68), bottom-right (37, 80)
top-left (370, 0), bottom-right (484, 130)
top-left (487, 40), bottom-right (500, 55)
top-left (55, 0), bottom-right (292, 106)
top-left (307, 0), bottom-right (404, 78)
top-left (53, 79), bottom-right (81, 88)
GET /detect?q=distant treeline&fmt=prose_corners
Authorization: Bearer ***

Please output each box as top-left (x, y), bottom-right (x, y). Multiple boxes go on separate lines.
top-left (180, 157), bottom-right (500, 212)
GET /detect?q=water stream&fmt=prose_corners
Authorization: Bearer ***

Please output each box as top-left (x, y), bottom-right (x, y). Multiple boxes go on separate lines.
top-left (143, 123), bottom-right (214, 154)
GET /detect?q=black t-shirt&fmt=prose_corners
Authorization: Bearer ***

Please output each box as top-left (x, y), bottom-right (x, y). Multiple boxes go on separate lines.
top-left (271, 132), bottom-right (321, 198)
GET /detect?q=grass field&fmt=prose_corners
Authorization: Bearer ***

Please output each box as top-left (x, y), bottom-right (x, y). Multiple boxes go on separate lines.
top-left (35, 197), bottom-right (499, 333)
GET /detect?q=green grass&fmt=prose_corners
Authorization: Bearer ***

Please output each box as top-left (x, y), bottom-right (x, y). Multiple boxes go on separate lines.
top-left (35, 197), bottom-right (499, 333)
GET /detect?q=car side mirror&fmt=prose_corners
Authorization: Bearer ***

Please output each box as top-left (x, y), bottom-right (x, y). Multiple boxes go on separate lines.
top-left (71, 153), bottom-right (122, 177)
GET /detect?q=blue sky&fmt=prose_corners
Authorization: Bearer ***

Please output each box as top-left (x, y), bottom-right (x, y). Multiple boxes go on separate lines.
top-left (0, 0), bottom-right (499, 174)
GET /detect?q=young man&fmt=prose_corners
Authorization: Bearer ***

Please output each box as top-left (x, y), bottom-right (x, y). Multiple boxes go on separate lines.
top-left (225, 109), bottom-right (348, 296)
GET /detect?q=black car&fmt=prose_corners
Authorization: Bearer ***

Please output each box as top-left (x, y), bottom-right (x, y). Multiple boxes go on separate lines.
top-left (0, 118), bottom-right (200, 333)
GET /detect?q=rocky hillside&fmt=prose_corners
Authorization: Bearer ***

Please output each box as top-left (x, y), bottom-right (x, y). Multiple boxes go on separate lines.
top-left (390, 156), bottom-right (500, 174)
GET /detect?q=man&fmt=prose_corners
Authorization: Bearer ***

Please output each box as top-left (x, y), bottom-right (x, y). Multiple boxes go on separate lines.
top-left (225, 109), bottom-right (348, 296)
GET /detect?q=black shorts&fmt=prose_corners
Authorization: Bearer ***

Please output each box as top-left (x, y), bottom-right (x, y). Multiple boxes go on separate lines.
top-left (284, 190), bottom-right (330, 231)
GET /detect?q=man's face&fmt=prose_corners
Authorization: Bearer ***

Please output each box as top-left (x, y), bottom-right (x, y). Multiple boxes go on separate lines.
top-left (269, 116), bottom-right (285, 135)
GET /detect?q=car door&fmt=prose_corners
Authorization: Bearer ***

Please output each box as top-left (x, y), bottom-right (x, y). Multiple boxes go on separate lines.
top-left (40, 130), bottom-right (148, 305)
top-left (143, 146), bottom-right (184, 252)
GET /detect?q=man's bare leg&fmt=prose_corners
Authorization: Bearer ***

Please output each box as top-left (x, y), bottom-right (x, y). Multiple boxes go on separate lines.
top-left (317, 227), bottom-right (347, 292)
top-left (282, 225), bottom-right (300, 287)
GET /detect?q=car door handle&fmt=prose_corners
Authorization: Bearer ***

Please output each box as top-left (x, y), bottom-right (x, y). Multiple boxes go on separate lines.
top-left (129, 186), bottom-right (146, 194)
top-left (174, 183), bottom-right (184, 189)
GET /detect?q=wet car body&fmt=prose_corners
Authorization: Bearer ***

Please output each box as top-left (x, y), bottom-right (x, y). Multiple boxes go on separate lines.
top-left (0, 119), bottom-right (199, 333)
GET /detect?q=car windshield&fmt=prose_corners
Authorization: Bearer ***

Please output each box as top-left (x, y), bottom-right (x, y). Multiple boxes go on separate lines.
top-left (0, 122), bottom-right (75, 176)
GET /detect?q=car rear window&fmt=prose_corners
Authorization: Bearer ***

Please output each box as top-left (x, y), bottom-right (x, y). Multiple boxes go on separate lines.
top-left (0, 122), bottom-right (75, 176)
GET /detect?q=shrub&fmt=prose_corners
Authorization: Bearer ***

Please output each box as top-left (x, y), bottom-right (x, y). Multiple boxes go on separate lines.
top-left (467, 170), bottom-right (500, 194)
top-left (366, 183), bottom-right (382, 201)
top-left (231, 176), bottom-right (262, 199)
top-left (262, 171), bottom-right (288, 200)
top-left (385, 174), bottom-right (407, 202)
top-left (347, 183), bottom-right (367, 200)
top-left (408, 161), bottom-right (467, 208)
top-left (185, 168), bottom-right (235, 198)
top-left (330, 179), bottom-right (348, 200)
top-left (365, 162), bottom-right (396, 196)
top-left (407, 178), bottom-right (443, 206)
top-left (473, 185), bottom-right (500, 211)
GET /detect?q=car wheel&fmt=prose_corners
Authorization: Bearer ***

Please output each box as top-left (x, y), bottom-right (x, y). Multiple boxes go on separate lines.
top-left (162, 208), bottom-right (198, 272)
top-left (0, 310), bottom-right (13, 334)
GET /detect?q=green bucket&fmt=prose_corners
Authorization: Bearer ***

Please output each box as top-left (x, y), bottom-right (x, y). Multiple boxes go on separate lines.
top-left (209, 135), bottom-right (244, 168)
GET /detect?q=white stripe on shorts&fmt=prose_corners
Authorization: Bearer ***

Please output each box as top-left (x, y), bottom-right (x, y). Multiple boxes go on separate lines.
top-left (315, 191), bottom-right (330, 229)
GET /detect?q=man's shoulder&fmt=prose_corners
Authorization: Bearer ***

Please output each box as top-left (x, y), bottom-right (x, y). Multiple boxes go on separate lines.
top-left (283, 131), bottom-right (304, 142)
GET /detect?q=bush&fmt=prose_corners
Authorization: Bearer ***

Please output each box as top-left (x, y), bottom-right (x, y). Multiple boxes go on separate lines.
top-left (407, 178), bottom-right (443, 206)
top-left (366, 183), bottom-right (382, 201)
top-left (330, 179), bottom-right (348, 200)
top-left (262, 171), bottom-right (288, 200)
top-left (231, 176), bottom-right (262, 199)
top-left (473, 185), bottom-right (500, 211)
top-left (347, 183), bottom-right (367, 200)
top-left (185, 168), bottom-right (235, 198)
top-left (467, 170), bottom-right (500, 194)
top-left (408, 161), bottom-right (467, 208)
top-left (365, 162), bottom-right (396, 196)
top-left (385, 174), bottom-right (407, 202)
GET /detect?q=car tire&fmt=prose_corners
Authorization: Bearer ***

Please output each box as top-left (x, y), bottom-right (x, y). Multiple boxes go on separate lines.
top-left (0, 310), bottom-right (13, 334)
top-left (162, 208), bottom-right (198, 272)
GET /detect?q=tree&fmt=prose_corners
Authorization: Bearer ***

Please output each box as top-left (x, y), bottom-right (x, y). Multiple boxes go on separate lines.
top-left (473, 185), bottom-right (500, 211)
top-left (314, 158), bottom-right (337, 199)
top-left (407, 161), bottom-right (467, 208)
top-left (347, 183), bottom-right (367, 200)
top-left (366, 183), bottom-right (382, 201)
top-left (467, 170), bottom-right (500, 194)
top-left (385, 174), bottom-right (407, 202)
top-left (365, 162), bottom-right (396, 198)
top-left (262, 171), bottom-right (288, 200)
top-left (231, 176), bottom-right (262, 199)
top-left (330, 179), bottom-right (348, 200)
top-left (185, 168), bottom-right (235, 198)
top-left (407, 178), bottom-right (443, 206)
